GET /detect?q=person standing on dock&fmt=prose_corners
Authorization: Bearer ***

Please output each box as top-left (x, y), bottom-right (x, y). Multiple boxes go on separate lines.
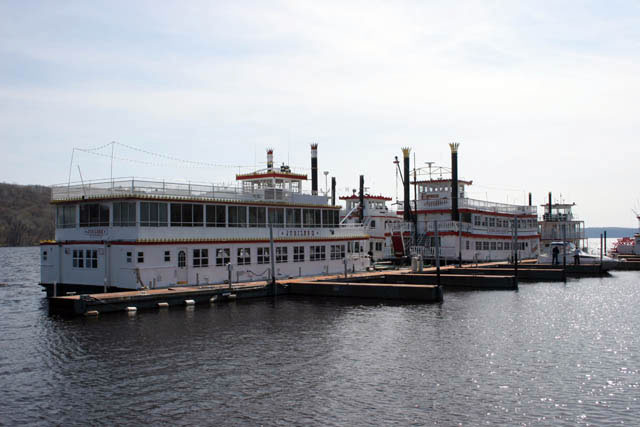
top-left (574, 247), bottom-right (580, 265)
top-left (552, 246), bottom-right (559, 265)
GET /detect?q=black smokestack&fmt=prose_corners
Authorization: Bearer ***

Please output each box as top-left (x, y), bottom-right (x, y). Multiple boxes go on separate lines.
top-left (311, 143), bottom-right (318, 195)
top-left (331, 177), bottom-right (336, 206)
top-left (402, 147), bottom-right (411, 221)
top-left (450, 143), bottom-right (460, 221)
top-left (359, 175), bottom-right (365, 224)
top-left (548, 192), bottom-right (552, 217)
top-left (528, 192), bottom-right (532, 206)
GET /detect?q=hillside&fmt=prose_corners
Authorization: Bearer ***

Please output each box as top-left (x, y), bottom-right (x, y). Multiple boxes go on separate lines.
top-left (0, 183), bottom-right (54, 246)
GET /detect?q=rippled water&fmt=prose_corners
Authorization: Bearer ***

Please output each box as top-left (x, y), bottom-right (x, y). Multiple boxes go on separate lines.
top-left (1, 246), bottom-right (639, 425)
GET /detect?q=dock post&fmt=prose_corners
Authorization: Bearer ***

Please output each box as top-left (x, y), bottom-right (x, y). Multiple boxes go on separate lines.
top-left (227, 263), bottom-right (233, 289)
top-left (343, 258), bottom-right (348, 278)
top-left (435, 220), bottom-right (441, 287)
top-left (513, 215), bottom-right (518, 286)
top-left (269, 225), bottom-right (276, 297)
top-left (600, 233), bottom-right (603, 264)
top-left (53, 281), bottom-right (57, 298)
top-left (562, 222), bottom-right (567, 282)
top-left (604, 230), bottom-right (607, 255)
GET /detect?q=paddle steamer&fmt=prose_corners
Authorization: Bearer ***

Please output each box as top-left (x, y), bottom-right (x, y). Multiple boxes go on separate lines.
top-left (396, 144), bottom-right (540, 262)
top-left (40, 145), bottom-right (370, 296)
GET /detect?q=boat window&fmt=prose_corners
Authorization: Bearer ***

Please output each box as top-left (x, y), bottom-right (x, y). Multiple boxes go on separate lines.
top-left (249, 206), bottom-right (266, 227)
top-left (257, 247), bottom-right (270, 264)
top-left (228, 205), bottom-right (247, 227)
top-left (206, 205), bottom-right (226, 227)
top-left (275, 247), bottom-right (288, 263)
top-left (310, 245), bottom-right (326, 261)
top-left (303, 209), bottom-right (316, 227)
top-left (286, 208), bottom-right (302, 228)
top-left (79, 203), bottom-right (109, 227)
top-left (237, 248), bottom-right (251, 265)
top-left (56, 205), bottom-right (77, 228)
top-left (164, 251), bottom-right (171, 262)
top-left (293, 246), bottom-right (305, 262)
top-left (193, 248), bottom-right (209, 267)
top-left (126, 251), bottom-right (132, 263)
top-left (268, 207), bottom-right (284, 227)
top-left (141, 202), bottom-right (168, 227)
top-left (113, 202), bottom-right (137, 226)
top-left (137, 252), bottom-right (144, 263)
top-left (170, 203), bottom-right (203, 227)
top-left (178, 251), bottom-right (186, 267)
top-left (215, 248), bottom-right (229, 266)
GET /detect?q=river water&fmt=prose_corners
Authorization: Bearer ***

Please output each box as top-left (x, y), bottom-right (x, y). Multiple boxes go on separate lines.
top-left (1, 246), bottom-right (639, 425)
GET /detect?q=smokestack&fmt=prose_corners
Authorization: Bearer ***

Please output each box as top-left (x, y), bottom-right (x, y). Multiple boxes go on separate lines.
top-left (266, 148), bottom-right (273, 171)
top-left (402, 147), bottom-right (411, 221)
top-left (311, 143), bottom-right (318, 195)
top-left (331, 177), bottom-right (336, 206)
top-left (359, 175), bottom-right (365, 224)
top-left (450, 143), bottom-right (460, 221)
top-left (548, 192), bottom-right (552, 217)
top-left (528, 192), bottom-right (532, 206)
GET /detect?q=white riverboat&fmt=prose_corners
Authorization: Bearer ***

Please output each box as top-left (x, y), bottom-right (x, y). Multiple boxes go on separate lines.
top-left (397, 144), bottom-right (540, 263)
top-left (40, 145), bottom-right (370, 296)
top-left (610, 212), bottom-right (640, 257)
top-left (339, 192), bottom-right (403, 261)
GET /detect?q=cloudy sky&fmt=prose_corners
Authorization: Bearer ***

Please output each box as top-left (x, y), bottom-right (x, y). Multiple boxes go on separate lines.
top-left (1, 1), bottom-right (639, 226)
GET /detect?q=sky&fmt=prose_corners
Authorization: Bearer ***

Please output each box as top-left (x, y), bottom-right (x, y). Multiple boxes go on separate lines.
top-left (1, 0), bottom-right (639, 227)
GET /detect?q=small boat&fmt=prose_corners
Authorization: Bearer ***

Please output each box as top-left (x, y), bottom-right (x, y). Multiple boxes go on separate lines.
top-left (538, 241), bottom-right (619, 270)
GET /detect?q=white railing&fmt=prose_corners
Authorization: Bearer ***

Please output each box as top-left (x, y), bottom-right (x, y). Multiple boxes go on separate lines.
top-left (409, 246), bottom-right (457, 258)
top-left (51, 177), bottom-right (325, 204)
top-left (401, 197), bottom-right (537, 215)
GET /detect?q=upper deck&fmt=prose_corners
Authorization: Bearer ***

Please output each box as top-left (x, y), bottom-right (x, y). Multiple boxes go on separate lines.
top-left (400, 197), bottom-right (537, 216)
top-left (51, 177), bottom-right (328, 207)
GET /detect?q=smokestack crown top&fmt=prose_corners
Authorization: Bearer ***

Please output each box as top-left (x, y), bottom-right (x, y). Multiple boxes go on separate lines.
top-left (267, 148), bottom-right (273, 154)
top-left (401, 147), bottom-right (411, 158)
top-left (449, 142), bottom-right (460, 153)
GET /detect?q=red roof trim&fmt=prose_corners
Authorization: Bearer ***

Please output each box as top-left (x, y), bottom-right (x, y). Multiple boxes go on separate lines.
top-left (236, 172), bottom-right (307, 181)
top-left (339, 194), bottom-right (392, 201)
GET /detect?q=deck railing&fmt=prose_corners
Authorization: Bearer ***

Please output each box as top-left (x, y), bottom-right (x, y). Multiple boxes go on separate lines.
top-left (399, 197), bottom-right (537, 215)
top-left (51, 177), bottom-right (322, 204)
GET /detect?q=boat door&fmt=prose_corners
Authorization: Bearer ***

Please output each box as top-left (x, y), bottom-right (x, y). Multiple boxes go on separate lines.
top-left (177, 248), bottom-right (188, 285)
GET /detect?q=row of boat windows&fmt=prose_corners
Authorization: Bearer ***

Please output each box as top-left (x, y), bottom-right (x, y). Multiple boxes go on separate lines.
top-left (57, 202), bottom-right (340, 228)
top-left (126, 244), bottom-right (356, 268)
top-left (473, 241), bottom-right (528, 251)
top-left (472, 215), bottom-right (536, 229)
top-left (66, 243), bottom-right (366, 270)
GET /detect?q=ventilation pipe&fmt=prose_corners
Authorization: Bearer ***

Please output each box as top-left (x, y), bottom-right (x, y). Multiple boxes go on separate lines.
top-left (402, 147), bottom-right (411, 222)
top-left (359, 175), bottom-right (365, 224)
top-left (528, 192), bottom-right (532, 206)
top-left (311, 144), bottom-right (318, 195)
top-left (331, 177), bottom-right (336, 206)
top-left (450, 143), bottom-right (460, 221)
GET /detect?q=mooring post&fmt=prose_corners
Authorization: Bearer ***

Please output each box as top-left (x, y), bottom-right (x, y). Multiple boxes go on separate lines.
top-left (600, 233), bottom-right (603, 264)
top-left (343, 258), bottom-right (348, 278)
top-left (435, 220), bottom-right (441, 288)
top-left (269, 225), bottom-right (276, 296)
top-left (227, 263), bottom-right (233, 289)
top-left (513, 215), bottom-right (518, 285)
top-left (53, 281), bottom-right (57, 298)
top-left (562, 222), bottom-right (567, 282)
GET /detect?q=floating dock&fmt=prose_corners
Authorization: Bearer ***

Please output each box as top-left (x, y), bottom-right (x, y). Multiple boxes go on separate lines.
top-left (48, 259), bottom-right (626, 317)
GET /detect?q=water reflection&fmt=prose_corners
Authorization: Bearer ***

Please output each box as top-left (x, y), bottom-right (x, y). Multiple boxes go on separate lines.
top-left (1, 247), bottom-right (639, 425)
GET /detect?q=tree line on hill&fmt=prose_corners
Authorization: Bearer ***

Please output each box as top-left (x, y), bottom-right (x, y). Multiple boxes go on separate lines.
top-left (0, 183), bottom-right (54, 246)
